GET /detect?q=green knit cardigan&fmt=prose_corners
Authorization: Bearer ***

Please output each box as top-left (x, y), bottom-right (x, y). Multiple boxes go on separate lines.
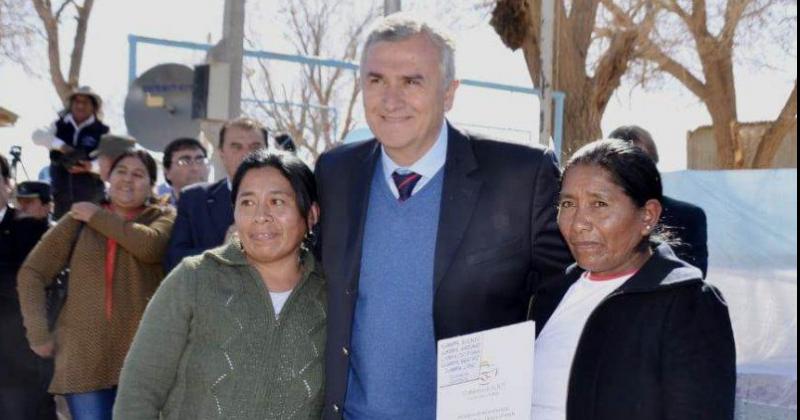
top-left (113, 241), bottom-right (326, 420)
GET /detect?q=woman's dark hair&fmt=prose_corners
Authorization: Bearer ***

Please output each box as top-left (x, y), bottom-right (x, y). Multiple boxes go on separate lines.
top-left (109, 149), bottom-right (158, 187)
top-left (230, 150), bottom-right (318, 225)
top-left (562, 139), bottom-right (672, 245)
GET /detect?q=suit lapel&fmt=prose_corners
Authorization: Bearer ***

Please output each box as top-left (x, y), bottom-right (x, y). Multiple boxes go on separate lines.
top-left (207, 179), bottom-right (233, 229)
top-left (344, 141), bottom-right (381, 291)
top-left (434, 125), bottom-right (482, 292)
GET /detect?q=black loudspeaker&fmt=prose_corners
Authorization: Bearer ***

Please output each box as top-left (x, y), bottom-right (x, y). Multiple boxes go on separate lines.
top-left (191, 64), bottom-right (210, 119)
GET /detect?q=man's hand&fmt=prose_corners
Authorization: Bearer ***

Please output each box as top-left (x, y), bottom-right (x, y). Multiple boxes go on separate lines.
top-left (67, 160), bottom-right (92, 174)
top-left (31, 341), bottom-right (55, 358)
top-left (70, 202), bottom-right (100, 222)
top-left (59, 144), bottom-right (75, 154)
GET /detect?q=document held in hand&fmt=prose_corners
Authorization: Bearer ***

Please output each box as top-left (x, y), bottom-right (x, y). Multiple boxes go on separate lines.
top-left (436, 321), bottom-right (535, 420)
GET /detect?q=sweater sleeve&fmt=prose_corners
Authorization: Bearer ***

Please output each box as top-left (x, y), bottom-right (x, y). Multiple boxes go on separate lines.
top-left (87, 207), bottom-right (175, 264)
top-left (114, 261), bottom-right (196, 419)
top-left (17, 218), bottom-right (82, 345)
top-left (661, 284), bottom-right (736, 420)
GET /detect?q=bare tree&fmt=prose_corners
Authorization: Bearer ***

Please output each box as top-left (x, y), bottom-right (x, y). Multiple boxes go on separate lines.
top-left (0, 0), bottom-right (37, 69)
top-left (29, 0), bottom-right (96, 105)
top-left (489, 0), bottom-right (657, 159)
top-left (245, 0), bottom-right (377, 163)
top-left (609, 0), bottom-right (797, 168)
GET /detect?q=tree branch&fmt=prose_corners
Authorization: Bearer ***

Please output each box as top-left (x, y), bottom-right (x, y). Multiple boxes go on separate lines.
top-left (31, 0), bottom-right (71, 103)
top-left (54, 0), bottom-right (74, 20)
top-left (67, 0), bottom-right (93, 89)
top-left (720, 0), bottom-right (750, 46)
top-left (592, 29), bottom-right (640, 113)
top-left (752, 80), bottom-right (797, 168)
top-left (639, 38), bottom-right (708, 98)
top-left (569, 0), bottom-right (601, 60)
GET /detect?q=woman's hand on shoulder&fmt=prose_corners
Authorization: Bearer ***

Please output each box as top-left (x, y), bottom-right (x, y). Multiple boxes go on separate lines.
top-left (31, 341), bottom-right (55, 358)
top-left (70, 201), bottom-right (100, 222)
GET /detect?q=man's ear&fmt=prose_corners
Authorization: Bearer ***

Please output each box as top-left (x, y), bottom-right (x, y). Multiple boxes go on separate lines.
top-left (307, 202), bottom-right (320, 231)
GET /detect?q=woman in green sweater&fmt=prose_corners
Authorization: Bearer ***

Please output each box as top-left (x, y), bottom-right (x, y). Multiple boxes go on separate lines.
top-left (114, 150), bottom-right (326, 419)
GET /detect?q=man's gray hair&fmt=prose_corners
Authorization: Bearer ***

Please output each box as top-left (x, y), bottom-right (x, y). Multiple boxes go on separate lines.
top-left (360, 13), bottom-right (457, 86)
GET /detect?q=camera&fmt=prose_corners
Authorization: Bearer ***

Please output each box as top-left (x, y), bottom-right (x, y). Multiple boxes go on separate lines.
top-left (9, 145), bottom-right (22, 161)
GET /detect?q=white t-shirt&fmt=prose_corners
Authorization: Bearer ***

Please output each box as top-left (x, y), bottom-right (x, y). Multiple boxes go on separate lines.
top-left (269, 289), bottom-right (293, 318)
top-left (531, 272), bottom-right (633, 420)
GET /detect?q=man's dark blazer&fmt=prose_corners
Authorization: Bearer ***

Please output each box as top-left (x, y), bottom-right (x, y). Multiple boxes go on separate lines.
top-left (661, 195), bottom-right (708, 277)
top-left (164, 179), bottom-right (233, 272)
top-left (315, 124), bottom-right (572, 419)
top-left (1, 207), bottom-right (52, 389)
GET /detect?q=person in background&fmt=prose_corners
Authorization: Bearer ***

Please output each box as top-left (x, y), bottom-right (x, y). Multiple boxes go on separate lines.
top-left (609, 125), bottom-right (709, 277)
top-left (32, 86), bottom-right (109, 219)
top-left (530, 139), bottom-right (735, 420)
top-left (164, 117), bottom-right (268, 272)
top-left (89, 134), bottom-right (136, 182)
top-left (114, 150), bottom-right (325, 419)
top-left (275, 133), bottom-right (297, 153)
top-left (0, 154), bottom-right (56, 420)
top-left (160, 137), bottom-right (209, 206)
top-left (17, 149), bottom-right (175, 420)
top-left (14, 181), bottom-right (53, 221)
top-left (315, 13), bottom-right (571, 419)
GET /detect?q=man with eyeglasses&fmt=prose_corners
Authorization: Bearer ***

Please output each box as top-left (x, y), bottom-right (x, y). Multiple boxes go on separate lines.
top-left (161, 138), bottom-right (210, 206)
top-left (164, 117), bottom-right (269, 272)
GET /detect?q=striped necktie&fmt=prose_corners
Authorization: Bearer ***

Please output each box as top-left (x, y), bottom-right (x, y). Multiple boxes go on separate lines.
top-left (391, 171), bottom-right (422, 202)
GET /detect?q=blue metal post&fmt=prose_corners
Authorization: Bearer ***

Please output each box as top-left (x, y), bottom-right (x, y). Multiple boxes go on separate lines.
top-left (128, 35), bottom-right (138, 86)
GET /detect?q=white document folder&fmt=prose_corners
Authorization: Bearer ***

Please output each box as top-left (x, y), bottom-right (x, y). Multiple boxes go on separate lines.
top-left (437, 321), bottom-right (535, 420)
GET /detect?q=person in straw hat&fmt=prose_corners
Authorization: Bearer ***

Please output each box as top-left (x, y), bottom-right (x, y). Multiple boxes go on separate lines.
top-left (32, 86), bottom-right (110, 219)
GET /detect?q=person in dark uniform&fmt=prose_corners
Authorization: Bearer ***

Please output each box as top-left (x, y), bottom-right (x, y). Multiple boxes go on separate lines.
top-left (32, 86), bottom-right (109, 219)
top-left (14, 181), bottom-right (53, 221)
top-left (0, 154), bottom-right (55, 420)
top-left (609, 125), bottom-right (709, 277)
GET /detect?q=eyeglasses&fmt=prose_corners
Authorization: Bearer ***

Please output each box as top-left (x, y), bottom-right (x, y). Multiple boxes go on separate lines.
top-left (174, 156), bottom-right (209, 167)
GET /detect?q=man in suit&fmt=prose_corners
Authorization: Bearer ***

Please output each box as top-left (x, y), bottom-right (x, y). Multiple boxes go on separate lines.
top-left (315, 14), bottom-right (572, 420)
top-left (609, 125), bottom-right (709, 276)
top-left (0, 155), bottom-right (55, 420)
top-left (13, 181), bottom-right (53, 221)
top-left (161, 137), bottom-right (210, 206)
top-left (164, 117), bottom-right (268, 271)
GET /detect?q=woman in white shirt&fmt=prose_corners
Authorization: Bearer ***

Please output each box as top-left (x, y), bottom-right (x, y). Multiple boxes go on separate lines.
top-left (530, 139), bottom-right (735, 420)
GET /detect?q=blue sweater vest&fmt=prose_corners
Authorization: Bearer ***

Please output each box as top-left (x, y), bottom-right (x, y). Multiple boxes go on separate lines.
top-left (344, 164), bottom-right (444, 420)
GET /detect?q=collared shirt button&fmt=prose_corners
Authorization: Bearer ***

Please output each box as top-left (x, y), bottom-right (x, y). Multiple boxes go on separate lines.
top-left (332, 403), bottom-right (340, 413)
top-left (342, 346), bottom-right (350, 356)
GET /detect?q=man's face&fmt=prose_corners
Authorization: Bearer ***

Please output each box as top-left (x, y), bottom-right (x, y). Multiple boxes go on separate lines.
top-left (15, 197), bottom-right (51, 220)
top-left (361, 33), bottom-right (458, 166)
top-left (219, 127), bottom-right (266, 179)
top-left (70, 95), bottom-right (95, 123)
top-left (165, 147), bottom-right (210, 192)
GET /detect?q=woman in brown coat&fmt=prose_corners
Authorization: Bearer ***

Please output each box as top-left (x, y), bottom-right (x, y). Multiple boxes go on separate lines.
top-left (18, 149), bottom-right (174, 420)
